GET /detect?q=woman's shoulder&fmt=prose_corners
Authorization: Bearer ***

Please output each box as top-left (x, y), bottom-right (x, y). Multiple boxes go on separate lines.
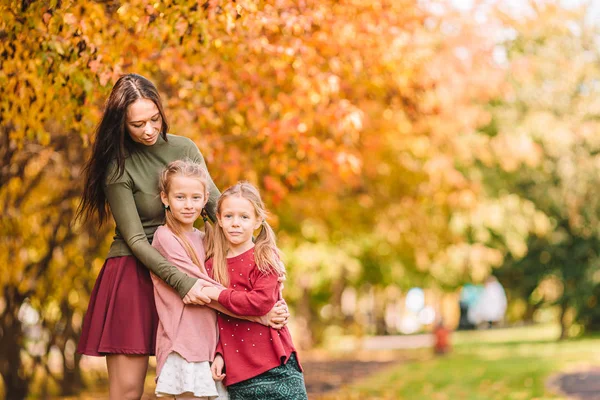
top-left (166, 134), bottom-right (202, 160)
top-left (166, 134), bottom-right (197, 149)
top-left (104, 158), bottom-right (132, 185)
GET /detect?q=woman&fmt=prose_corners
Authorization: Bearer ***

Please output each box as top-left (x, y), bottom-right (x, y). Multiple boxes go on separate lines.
top-left (76, 74), bottom-right (287, 399)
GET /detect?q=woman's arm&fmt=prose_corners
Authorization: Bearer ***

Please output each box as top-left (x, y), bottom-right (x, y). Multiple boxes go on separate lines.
top-left (104, 179), bottom-right (204, 299)
top-left (151, 226), bottom-right (224, 295)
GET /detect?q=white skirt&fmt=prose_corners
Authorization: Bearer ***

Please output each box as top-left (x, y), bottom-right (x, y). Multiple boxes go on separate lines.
top-left (155, 352), bottom-right (229, 399)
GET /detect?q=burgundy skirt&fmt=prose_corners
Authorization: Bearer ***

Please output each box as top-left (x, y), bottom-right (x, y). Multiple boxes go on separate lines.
top-left (77, 256), bottom-right (158, 356)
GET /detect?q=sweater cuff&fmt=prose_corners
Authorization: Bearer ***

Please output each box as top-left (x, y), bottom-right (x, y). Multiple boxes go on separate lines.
top-left (177, 276), bottom-right (198, 299)
top-left (217, 289), bottom-right (232, 307)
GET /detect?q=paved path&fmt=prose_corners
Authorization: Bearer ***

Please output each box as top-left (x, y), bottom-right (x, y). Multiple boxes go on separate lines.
top-left (303, 335), bottom-right (432, 397)
top-left (67, 335), bottom-right (430, 399)
top-left (302, 358), bottom-right (398, 398)
top-left (548, 368), bottom-right (600, 399)
top-left (361, 333), bottom-right (433, 350)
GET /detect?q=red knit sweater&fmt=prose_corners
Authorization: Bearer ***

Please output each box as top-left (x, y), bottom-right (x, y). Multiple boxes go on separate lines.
top-left (206, 247), bottom-right (300, 386)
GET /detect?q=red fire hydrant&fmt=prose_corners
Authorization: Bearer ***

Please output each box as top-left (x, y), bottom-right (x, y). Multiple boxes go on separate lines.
top-left (433, 321), bottom-right (451, 355)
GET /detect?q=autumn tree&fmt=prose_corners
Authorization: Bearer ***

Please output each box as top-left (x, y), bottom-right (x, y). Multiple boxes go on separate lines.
top-left (5, 0), bottom-right (594, 397)
top-left (469, 1), bottom-right (600, 338)
top-left (1, 0), bottom-right (473, 396)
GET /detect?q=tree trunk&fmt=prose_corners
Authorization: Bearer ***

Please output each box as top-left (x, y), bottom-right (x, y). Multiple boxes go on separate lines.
top-left (523, 302), bottom-right (538, 324)
top-left (373, 288), bottom-right (387, 335)
top-left (559, 302), bottom-right (570, 341)
top-left (0, 286), bottom-right (30, 400)
top-left (295, 286), bottom-right (314, 349)
top-left (58, 301), bottom-right (84, 396)
top-left (330, 276), bottom-right (345, 326)
top-left (61, 359), bottom-right (83, 396)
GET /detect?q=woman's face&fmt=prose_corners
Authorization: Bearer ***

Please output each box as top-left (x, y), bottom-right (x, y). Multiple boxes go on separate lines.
top-left (126, 98), bottom-right (162, 146)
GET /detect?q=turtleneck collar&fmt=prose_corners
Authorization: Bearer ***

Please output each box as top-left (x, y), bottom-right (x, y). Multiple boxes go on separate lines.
top-left (131, 133), bottom-right (167, 152)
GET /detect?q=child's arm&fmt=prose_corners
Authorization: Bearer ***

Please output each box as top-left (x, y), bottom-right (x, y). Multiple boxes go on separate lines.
top-left (211, 340), bottom-right (225, 381)
top-left (210, 354), bottom-right (226, 381)
top-left (155, 231), bottom-right (289, 327)
top-left (206, 298), bottom-right (289, 329)
top-left (203, 270), bottom-right (280, 316)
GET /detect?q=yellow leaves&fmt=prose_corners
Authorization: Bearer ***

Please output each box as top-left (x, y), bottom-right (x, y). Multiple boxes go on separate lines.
top-left (282, 240), bottom-right (363, 294)
top-left (175, 19), bottom-right (189, 37)
top-left (62, 12), bottom-right (77, 26)
top-left (42, 12), bottom-right (52, 25)
top-left (68, 290), bottom-right (80, 308)
top-left (334, 151), bottom-right (362, 180)
top-left (263, 175), bottom-right (287, 204)
top-left (2, 0), bottom-right (556, 301)
top-left (533, 275), bottom-right (564, 303)
top-left (116, 3), bottom-right (130, 16)
top-left (409, 136), bottom-right (431, 158)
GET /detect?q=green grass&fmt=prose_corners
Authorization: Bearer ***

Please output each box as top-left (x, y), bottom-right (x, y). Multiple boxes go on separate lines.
top-left (320, 325), bottom-right (600, 400)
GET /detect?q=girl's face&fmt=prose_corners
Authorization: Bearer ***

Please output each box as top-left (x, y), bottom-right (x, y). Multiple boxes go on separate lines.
top-left (126, 98), bottom-right (162, 146)
top-left (218, 196), bottom-right (262, 253)
top-left (161, 176), bottom-right (208, 232)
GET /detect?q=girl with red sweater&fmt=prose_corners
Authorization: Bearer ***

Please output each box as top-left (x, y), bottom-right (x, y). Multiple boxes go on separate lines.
top-left (202, 182), bottom-right (308, 399)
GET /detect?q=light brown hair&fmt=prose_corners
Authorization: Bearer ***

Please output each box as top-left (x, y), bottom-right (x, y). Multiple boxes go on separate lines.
top-left (159, 159), bottom-right (211, 271)
top-left (205, 182), bottom-right (285, 286)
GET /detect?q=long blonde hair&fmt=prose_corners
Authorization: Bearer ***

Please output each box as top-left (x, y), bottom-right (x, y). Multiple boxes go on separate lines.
top-left (158, 159), bottom-right (212, 271)
top-left (205, 182), bottom-right (285, 286)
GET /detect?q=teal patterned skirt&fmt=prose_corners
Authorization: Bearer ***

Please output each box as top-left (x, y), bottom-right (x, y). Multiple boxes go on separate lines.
top-left (227, 353), bottom-right (308, 400)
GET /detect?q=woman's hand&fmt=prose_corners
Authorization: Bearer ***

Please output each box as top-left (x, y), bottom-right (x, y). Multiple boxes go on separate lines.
top-left (211, 355), bottom-right (226, 381)
top-left (182, 280), bottom-right (211, 305)
top-left (257, 300), bottom-right (289, 330)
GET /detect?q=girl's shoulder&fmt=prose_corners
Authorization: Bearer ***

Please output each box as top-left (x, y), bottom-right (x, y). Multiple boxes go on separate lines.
top-left (153, 225), bottom-right (185, 248)
top-left (155, 225), bottom-right (203, 241)
top-left (152, 225), bottom-right (174, 244)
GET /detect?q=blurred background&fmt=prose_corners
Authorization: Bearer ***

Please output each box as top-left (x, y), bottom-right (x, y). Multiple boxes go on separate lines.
top-left (2, 0), bottom-right (600, 399)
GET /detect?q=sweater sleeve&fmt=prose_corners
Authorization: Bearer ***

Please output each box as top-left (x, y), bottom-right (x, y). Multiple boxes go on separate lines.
top-left (217, 269), bottom-right (280, 316)
top-left (203, 259), bottom-right (263, 319)
top-left (104, 168), bottom-right (196, 298)
top-left (186, 141), bottom-right (220, 223)
top-left (152, 227), bottom-right (225, 288)
top-left (215, 340), bottom-right (224, 357)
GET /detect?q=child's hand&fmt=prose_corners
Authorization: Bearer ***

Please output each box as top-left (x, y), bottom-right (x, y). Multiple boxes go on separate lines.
top-left (259, 300), bottom-right (289, 330)
top-left (183, 280), bottom-right (211, 305)
top-left (202, 286), bottom-right (224, 301)
top-left (211, 355), bottom-right (226, 381)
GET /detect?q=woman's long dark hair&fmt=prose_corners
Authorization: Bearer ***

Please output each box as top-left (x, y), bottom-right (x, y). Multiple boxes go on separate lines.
top-left (77, 73), bottom-right (169, 225)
